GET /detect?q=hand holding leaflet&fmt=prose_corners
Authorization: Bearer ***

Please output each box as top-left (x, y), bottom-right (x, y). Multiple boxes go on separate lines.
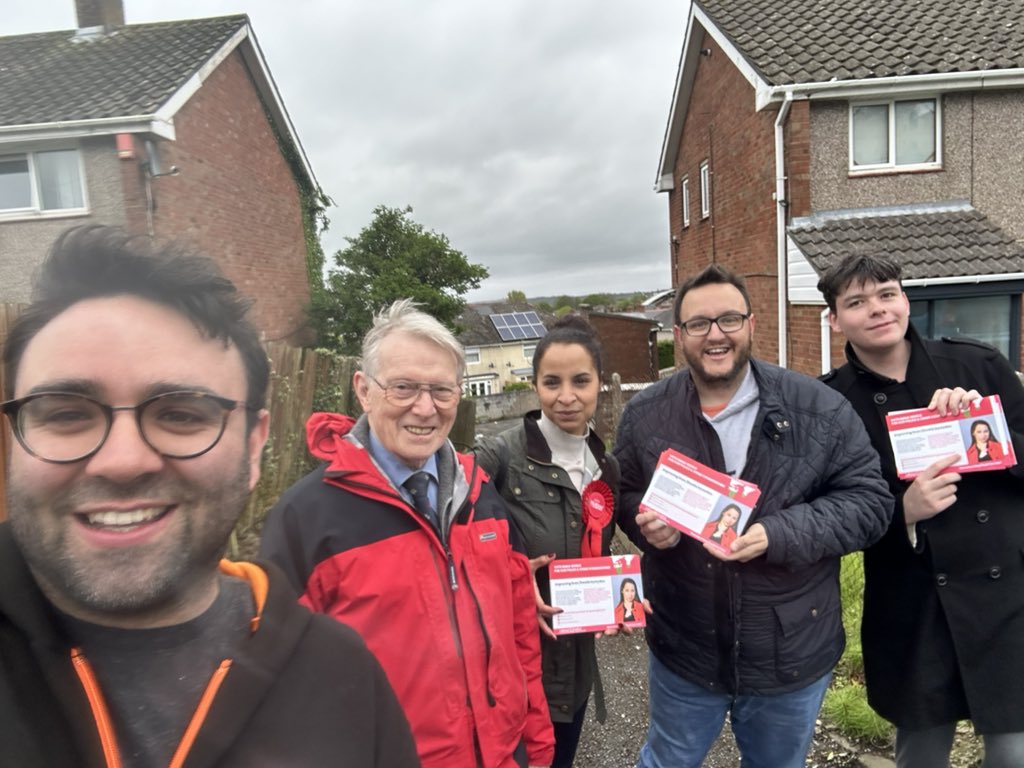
top-left (549, 555), bottom-right (646, 635)
top-left (885, 394), bottom-right (1016, 479)
top-left (638, 449), bottom-right (761, 554)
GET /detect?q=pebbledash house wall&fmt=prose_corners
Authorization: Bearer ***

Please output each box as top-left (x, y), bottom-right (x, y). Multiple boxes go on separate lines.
top-left (667, 33), bottom-right (818, 376)
top-left (808, 90), bottom-right (1024, 369)
top-left (127, 48), bottom-right (312, 343)
top-left (0, 138), bottom-right (129, 303)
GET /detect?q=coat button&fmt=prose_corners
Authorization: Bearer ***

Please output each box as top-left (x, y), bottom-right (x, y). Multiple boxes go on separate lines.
top-left (548, 491), bottom-right (556, 498)
top-left (810, 608), bottom-right (818, 617)
top-left (551, 472), bottom-right (559, 479)
top-left (873, 393), bottom-right (887, 405)
top-left (976, 510), bottom-right (990, 523)
top-left (559, 704), bottom-right (570, 713)
top-left (570, 520), bottom-right (579, 529)
top-left (936, 573), bottom-right (948, 587)
top-left (989, 566), bottom-right (1002, 580)
top-left (528, 464), bottom-right (535, 470)
top-left (513, 487), bottom-right (522, 496)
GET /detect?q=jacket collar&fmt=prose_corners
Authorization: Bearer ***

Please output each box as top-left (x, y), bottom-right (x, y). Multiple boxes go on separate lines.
top-left (306, 411), bottom-right (479, 526)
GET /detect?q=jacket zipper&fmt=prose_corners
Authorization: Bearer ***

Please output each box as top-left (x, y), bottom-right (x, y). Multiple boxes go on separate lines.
top-left (460, 562), bottom-right (496, 705)
top-left (72, 648), bottom-right (232, 768)
top-left (71, 648), bottom-right (122, 768)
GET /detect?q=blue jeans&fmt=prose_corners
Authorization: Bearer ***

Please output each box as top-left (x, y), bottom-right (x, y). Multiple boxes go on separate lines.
top-left (637, 654), bottom-right (832, 768)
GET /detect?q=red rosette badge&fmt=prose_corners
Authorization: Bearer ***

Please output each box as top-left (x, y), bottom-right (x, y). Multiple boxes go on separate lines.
top-left (580, 479), bottom-right (614, 558)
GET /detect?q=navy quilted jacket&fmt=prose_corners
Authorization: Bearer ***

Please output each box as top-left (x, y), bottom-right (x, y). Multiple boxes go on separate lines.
top-left (613, 359), bottom-right (892, 696)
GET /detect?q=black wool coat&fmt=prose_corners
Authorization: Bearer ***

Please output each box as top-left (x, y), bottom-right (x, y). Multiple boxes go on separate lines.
top-left (824, 327), bottom-right (1024, 732)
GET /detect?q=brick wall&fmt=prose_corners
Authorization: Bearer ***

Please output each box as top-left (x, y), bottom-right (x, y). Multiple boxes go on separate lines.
top-left (121, 49), bottom-right (312, 344)
top-left (665, 36), bottom-right (820, 372)
top-left (669, 34), bottom-right (779, 364)
top-left (587, 313), bottom-right (659, 383)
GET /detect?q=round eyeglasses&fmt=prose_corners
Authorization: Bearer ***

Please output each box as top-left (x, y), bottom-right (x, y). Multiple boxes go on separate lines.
top-left (370, 377), bottom-right (461, 410)
top-left (678, 313), bottom-right (750, 337)
top-left (0, 391), bottom-right (256, 464)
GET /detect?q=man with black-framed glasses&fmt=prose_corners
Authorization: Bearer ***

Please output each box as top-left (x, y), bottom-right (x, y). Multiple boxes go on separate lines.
top-left (0, 225), bottom-right (418, 768)
top-left (261, 299), bottom-right (555, 768)
top-left (613, 263), bottom-right (892, 768)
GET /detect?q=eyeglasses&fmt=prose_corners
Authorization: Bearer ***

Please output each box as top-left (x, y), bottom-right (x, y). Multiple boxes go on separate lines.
top-left (0, 391), bottom-right (256, 464)
top-left (678, 313), bottom-right (750, 337)
top-left (371, 377), bottom-right (461, 409)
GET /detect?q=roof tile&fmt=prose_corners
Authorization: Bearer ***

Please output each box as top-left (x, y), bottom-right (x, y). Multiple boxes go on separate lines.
top-left (791, 206), bottom-right (1024, 279)
top-left (696, 0), bottom-right (1024, 85)
top-left (0, 16), bottom-right (247, 125)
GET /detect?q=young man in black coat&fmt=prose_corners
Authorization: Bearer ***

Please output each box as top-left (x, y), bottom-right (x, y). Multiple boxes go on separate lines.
top-left (820, 254), bottom-right (1024, 768)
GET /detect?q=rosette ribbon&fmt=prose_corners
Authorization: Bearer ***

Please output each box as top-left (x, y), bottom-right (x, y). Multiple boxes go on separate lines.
top-left (580, 479), bottom-right (614, 558)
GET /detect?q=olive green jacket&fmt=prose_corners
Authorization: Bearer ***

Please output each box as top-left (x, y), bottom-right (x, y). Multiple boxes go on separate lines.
top-left (475, 411), bottom-right (620, 722)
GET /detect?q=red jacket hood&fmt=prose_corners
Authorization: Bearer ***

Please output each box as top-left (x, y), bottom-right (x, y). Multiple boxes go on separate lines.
top-left (306, 412), bottom-right (357, 462)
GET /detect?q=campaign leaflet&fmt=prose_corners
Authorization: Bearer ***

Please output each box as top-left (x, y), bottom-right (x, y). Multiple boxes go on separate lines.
top-left (885, 394), bottom-right (1016, 480)
top-left (550, 554), bottom-right (645, 635)
top-left (638, 448), bottom-right (761, 554)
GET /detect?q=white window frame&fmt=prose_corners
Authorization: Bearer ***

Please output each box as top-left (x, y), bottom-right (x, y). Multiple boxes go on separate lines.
top-left (465, 379), bottom-right (493, 397)
top-left (681, 176), bottom-right (690, 227)
top-left (699, 161), bottom-right (710, 219)
top-left (0, 147), bottom-right (88, 218)
top-left (848, 97), bottom-right (942, 173)
top-left (465, 346), bottom-right (481, 365)
top-left (522, 343), bottom-right (537, 361)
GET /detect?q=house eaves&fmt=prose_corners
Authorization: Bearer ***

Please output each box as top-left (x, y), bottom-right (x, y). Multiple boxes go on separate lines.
top-left (0, 16), bottom-right (316, 191)
top-left (657, 3), bottom-right (773, 191)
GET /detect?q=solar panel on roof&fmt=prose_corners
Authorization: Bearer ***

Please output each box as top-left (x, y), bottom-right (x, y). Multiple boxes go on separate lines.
top-left (488, 312), bottom-right (546, 341)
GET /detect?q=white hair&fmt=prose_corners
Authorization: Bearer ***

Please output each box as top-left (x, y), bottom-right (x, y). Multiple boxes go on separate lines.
top-left (361, 299), bottom-right (465, 380)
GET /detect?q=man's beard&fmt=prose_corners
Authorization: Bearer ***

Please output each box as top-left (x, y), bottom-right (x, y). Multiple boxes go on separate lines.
top-left (7, 459), bottom-right (252, 622)
top-left (683, 337), bottom-right (753, 390)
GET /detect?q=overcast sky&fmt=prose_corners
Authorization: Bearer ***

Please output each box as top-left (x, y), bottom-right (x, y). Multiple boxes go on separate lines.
top-left (7, 1), bottom-right (690, 301)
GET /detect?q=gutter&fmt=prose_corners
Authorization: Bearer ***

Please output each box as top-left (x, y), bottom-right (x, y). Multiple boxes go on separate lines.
top-left (0, 116), bottom-right (174, 143)
top-left (757, 68), bottom-right (1024, 110)
top-left (774, 93), bottom-right (792, 367)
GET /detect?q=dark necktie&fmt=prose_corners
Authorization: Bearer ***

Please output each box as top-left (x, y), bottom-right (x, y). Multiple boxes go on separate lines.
top-left (404, 471), bottom-right (438, 528)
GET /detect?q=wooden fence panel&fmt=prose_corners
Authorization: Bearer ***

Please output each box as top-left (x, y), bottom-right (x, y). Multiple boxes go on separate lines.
top-left (0, 304), bottom-right (28, 521)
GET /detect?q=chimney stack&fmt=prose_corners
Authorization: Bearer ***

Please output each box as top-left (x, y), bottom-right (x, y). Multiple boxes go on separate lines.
top-left (75, 0), bottom-right (125, 30)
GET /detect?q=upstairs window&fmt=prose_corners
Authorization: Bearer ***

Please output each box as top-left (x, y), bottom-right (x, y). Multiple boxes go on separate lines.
top-left (699, 161), bottom-right (710, 219)
top-left (850, 98), bottom-right (940, 172)
top-left (0, 148), bottom-right (86, 214)
top-left (465, 347), bottom-right (481, 365)
top-left (681, 176), bottom-right (690, 227)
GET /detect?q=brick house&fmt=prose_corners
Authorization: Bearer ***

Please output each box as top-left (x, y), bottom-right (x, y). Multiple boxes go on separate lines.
top-left (457, 302), bottom-right (555, 395)
top-left (584, 311), bottom-right (661, 384)
top-left (457, 301), bottom-right (659, 394)
top-left (657, 0), bottom-right (1024, 375)
top-left (0, 0), bottom-right (319, 343)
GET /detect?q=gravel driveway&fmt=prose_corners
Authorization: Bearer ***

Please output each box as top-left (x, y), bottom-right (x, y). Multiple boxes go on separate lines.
top-left (572, 630), bottom-right (864, 768)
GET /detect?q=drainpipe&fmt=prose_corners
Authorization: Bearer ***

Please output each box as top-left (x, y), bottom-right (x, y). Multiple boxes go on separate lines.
top-left (820, 308), bottom-right (832, 374)
top-left (774, 92), bottom-right (793, 367)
